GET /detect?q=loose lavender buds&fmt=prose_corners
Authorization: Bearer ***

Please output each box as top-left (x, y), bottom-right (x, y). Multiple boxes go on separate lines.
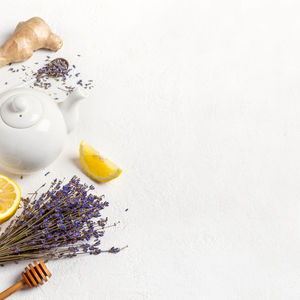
top-left (4, 55), bottom-right (94, 98)
top-left (0, 176), bottom-right (125, 265)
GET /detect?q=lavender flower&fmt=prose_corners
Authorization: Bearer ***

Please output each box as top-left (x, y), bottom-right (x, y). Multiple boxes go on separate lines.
top-left (0, 176), bottom-right (126, 264)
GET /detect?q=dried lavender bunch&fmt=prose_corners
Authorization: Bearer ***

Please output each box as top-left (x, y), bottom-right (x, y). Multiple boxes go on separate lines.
top-left (0, 176), bottom-right (124, 265)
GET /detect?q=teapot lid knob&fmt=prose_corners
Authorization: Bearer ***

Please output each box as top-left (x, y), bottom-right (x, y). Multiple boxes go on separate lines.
top-left (0, 93), bottom-right (43, 129)
top-left (11, 96), bottom-right (28, 112)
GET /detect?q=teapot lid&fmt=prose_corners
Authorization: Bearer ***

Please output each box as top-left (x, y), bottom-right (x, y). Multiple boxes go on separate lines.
top-left (0, 94), bottom-right (43, 129)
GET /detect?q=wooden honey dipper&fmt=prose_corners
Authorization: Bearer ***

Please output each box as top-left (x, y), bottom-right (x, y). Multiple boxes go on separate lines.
top-left (0, 260), bottom-right (51, 299)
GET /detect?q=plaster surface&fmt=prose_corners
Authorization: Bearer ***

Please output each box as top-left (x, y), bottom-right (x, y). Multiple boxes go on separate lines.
top-left (1, 0), bottom-right (300, 299)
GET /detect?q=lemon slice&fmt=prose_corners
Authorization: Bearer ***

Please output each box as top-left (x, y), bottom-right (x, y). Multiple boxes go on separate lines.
top-left (79, 141), bottom-right (122, 183)
top-left (0, 175), bottom-right (21, 224)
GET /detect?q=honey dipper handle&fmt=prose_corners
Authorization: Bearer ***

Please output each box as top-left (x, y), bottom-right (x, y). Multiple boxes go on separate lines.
top-left (0, 280), bottom-right (26, 300)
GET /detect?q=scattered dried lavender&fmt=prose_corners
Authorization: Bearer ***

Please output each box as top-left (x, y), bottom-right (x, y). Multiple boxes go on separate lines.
top-left (32, 57), bottom-right (94, 94)
top-left (0, 176), bottom-right (125, 265)
top-left (4, 55), bottom-right (94, 99)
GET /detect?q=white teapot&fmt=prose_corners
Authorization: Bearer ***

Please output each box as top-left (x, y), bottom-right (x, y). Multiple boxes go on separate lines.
top-left (0, 87), bottom-right (87, 174)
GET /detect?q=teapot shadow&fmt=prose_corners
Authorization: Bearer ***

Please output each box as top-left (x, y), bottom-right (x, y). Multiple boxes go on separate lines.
top-left (0, 166), bottom-right (22, 181)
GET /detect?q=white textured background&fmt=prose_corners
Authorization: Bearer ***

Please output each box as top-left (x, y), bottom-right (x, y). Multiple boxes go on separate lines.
top-left (0, 0), bottom-right (300, 299)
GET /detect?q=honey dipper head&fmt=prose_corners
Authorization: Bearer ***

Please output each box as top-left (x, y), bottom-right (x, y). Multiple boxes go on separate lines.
top-left (22, 260), bottom-right (51, 288)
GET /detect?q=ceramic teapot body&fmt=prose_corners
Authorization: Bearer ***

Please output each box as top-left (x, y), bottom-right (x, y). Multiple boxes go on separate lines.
top-left (0, 87), bottom-right (86, 174)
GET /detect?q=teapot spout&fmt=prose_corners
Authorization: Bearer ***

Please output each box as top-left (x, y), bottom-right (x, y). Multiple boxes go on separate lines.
top-left (59, 87), bottom-right (87, 133)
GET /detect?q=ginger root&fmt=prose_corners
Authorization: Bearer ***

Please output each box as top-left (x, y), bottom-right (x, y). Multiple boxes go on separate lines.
top-left (0, 17), bottom-right (63, 67)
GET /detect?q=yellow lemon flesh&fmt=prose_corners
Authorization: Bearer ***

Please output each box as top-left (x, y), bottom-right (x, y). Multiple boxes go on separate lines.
top-left (80, 141), bottom-right (122, 183)
top-left (0, 175), bottom-right (21, 224)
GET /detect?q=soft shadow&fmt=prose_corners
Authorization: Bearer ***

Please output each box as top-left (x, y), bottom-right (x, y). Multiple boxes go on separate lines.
top-left (70, 156), bottom-right (83, 172)
top-left (2, 260), bottom-right (30, 285)
top-left (0, 166), bottom-right (21, 181)
top-left (1, 31), bottom-right (13, 42)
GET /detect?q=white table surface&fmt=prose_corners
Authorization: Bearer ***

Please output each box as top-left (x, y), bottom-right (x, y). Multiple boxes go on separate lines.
top-left (0, 0), bottom-right (300, 299)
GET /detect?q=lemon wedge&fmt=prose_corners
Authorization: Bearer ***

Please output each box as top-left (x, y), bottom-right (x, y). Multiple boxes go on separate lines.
top-left (0, 175), bottom-right (21, 224)
top-left (79, 141), bottom-right (122, 183)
